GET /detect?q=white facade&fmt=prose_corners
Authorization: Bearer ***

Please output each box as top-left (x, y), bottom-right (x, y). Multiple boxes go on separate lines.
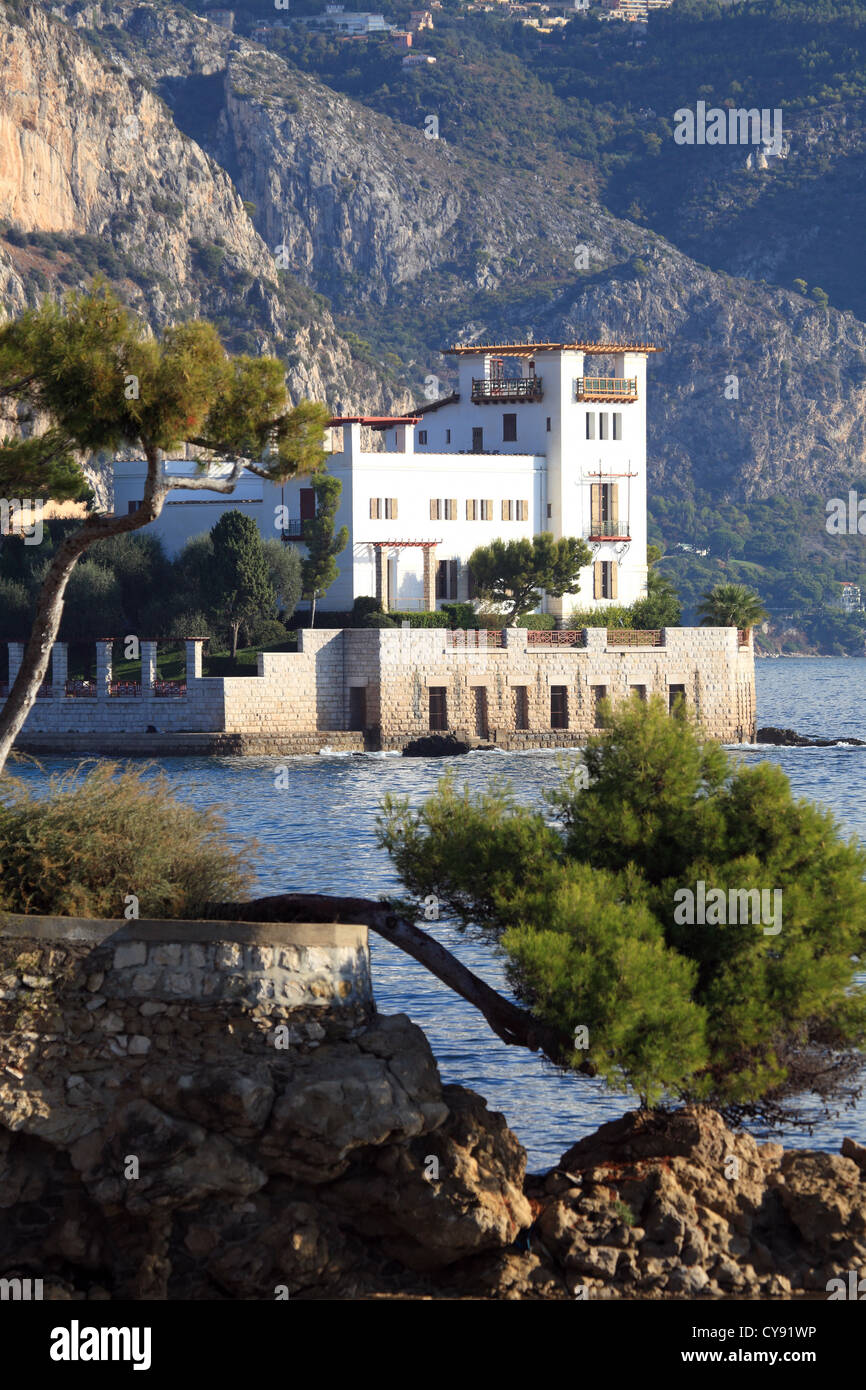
top-left (112, 340), bottom-right (658, 618)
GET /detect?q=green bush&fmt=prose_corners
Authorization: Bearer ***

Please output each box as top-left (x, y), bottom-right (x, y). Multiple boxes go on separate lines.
top-left (389, 610), bottom-right (450, 628)
top-left (352, 595), bottom-right (383, 624)
top-left (246, 618), bottom-right (290, 647)
top-left (360, 612), bottom-right (398, 627)
top-left (440, 602), bottom-right (480, 629)
top-left (0, 762), bottom-right (254, 918)
top-left (516, 613), bottom-right (557, 629)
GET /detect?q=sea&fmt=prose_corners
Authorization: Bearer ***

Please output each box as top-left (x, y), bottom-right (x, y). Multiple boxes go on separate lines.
top-left (10, 656), bottom-right (866, 1171)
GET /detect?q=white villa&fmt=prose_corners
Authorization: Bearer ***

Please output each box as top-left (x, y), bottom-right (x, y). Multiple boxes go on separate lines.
top-left (113, 338), bottom-right (659, 620)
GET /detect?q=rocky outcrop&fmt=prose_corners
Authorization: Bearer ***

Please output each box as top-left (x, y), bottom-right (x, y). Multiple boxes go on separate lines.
top-left (527, 1107), bottom-right (866, 1299)
top-left (0, 920), bottom-right (863, 1300)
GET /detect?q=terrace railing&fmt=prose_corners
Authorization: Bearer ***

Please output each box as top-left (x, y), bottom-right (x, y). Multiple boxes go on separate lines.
top-left (575, 376), bottom-right (638, 401)
top-left (471, 376), bottom-right (543, 403)
top-left (606, 629), bottom-right (664, 646)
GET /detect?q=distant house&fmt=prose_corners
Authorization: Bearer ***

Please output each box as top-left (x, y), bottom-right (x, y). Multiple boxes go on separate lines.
top-left (305, 6), bottom-right (393, 35)
top-left (402, 51), bottom-right (437, 65)
top-left (839, 581), bottom-right (862, 613)
top-left (392, 29), bottom-right (413, 47)
top-left (409, 9), bottom-right (434, 30)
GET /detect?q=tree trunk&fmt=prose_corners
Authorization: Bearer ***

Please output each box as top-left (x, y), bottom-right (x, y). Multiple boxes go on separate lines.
top-left (310, 594), bottom-right (317, 628)
top-left (230, 622), bottom-right (240, 659)
top-left (0, 446), bottom-right (168, 774)
top-left (206, 891), bottom-right (590, 1072)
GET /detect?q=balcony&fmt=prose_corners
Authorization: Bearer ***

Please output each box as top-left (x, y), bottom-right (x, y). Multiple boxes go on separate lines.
top-left (280, 518), bottom-right (309, 540)
top-left (575, 376), bottom-right (637, 401)
top-left (471, 376), bottom-right (543, 403)
top-left (588, 520), bottom-right (631, 541)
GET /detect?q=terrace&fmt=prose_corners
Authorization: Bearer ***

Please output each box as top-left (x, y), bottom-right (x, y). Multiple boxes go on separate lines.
top-left (575, 376), bottom-right (638, 401)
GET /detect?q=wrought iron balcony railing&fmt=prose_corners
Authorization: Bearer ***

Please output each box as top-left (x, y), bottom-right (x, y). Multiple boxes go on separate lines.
top-left (471, 376), bottom-right (543, 403)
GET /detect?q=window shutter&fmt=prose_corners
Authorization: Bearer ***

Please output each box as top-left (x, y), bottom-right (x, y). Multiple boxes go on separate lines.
top-left (610, 562), bottom-right (618, 600)
top-left (501, 500), bottom-right (508, 521)
top-left (486, 500), bottom-right (493, 520)
top-left (610, 484), bottom-right (618, 526)
top-left (593, 560), bottom-right (603, 599)
top-left (391, 498), bottom-right (398, 520)
top-left (591, 484), bottom-right (601, 530)
top-left (521, 500), bottom-right (529, 521)
top-left (430, 499), bottom-right (437, 521)
top-left (450, 499), bottom-right (457, 520)
top-left (369, 498), bottom-right (377, 520)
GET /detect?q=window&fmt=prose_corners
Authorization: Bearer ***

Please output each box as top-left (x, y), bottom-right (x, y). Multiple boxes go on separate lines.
top-left (300, 488), bottom-right (316, 520)
top-left (612, 412), bottom-right (622, 441)
top-left (546, 503), bottom-right (552, 519)
top-left (430, 499), bottom-right (457, 521)
top-left (502, 500), bottom-right (513, 521)
top-left (429, 687), bottom-right (448, 731)
top-left (669, 684), bottom-right (686, 714)
top-left (546, 417), bottom-right (551, 433)
top-left (599, 413), bottom-right (609, 441)
top-left (418, 429), bottom-right (428, 445)
top-left (472, 427), bottom-right (483, 453)
top-left (594, 560), bottom-right (617, 600)
top-left (503, 413), bottom-right (517, 442)
top-left (516, 500), bottom-right (529, 521)
top-left (370, 498), bottom-right (381, 519)
top-left (514, 686), bottom-right (529, 730)
top-left (481, 499), bottom-right (494, 520)
top-left (436, 559), bottom-right (458, 600)
top-left (466, 498), bottom-right (477, 520)
top-left (446, 428), bottom-right (451, 444)
top-left (630, 684), bottom-right (647, 702)
top-left (590, 483), bottom-right (618, 534)
top-left (592, 685), bottom-right (608, 727)
top-left (550, 686), bottom-right (568, 730)
top-left (586, 412), bottom-right (596, 441)
top-left (385, 498), bottom-right (397, 520)
top-left (473, 687), bottom-right (489, 739)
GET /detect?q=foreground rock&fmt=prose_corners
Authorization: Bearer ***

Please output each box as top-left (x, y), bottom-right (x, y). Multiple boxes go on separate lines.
top-left (0, 926), bottom-right (863, 1299)
top-left (402, 733), bottom-right (472, 757)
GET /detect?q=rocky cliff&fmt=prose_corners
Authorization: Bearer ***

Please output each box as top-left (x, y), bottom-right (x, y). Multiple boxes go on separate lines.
top-left (0, 1), bottom-right (401, 413)
top-left (4, 1), bottom-right (866, 503)
top-left (1, 916), bottom-right (864, 1301)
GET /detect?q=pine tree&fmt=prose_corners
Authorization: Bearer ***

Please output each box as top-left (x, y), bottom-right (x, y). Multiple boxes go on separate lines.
top-left (210, 511), bottom-right (276, 657)
top-left (300, 474), bottom-right (348, 627)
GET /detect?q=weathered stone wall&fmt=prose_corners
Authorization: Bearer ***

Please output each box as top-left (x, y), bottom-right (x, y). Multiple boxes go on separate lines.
top-left (375, 625), bottom-right (756, 746)
top-left (5, 625), bottom-right (756, 752)
top-left (0, 915), bottom-right (374, 1081)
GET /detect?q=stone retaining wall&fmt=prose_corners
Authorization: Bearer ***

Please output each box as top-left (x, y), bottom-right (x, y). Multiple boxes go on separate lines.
top-left (4, 625), bottom-right (756, 750)
top-left (0, 916), bottom-right (374, 1082)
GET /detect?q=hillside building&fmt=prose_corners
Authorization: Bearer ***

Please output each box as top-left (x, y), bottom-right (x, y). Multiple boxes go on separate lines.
top-left (113, 337), bottom-right (659, 621)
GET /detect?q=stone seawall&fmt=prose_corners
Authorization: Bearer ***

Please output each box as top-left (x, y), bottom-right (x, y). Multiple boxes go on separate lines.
top-left (5, 626), bottom-right (756, 752)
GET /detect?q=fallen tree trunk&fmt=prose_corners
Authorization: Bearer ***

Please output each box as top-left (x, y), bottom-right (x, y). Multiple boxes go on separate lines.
top-left (208, 891), bottom-right (588, 1072)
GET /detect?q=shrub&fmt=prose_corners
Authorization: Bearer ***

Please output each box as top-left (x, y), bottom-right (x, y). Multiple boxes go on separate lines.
top-left (352, 595), bottom-right (383, 624)
top-left (440, 602), bottom-right (480, 628)
top-left (360, 612), bottom-right (398, 627)
top-left (389, 610), bottom-right (450, 627)
top-left (0, 762), bottom-right (254, 918)
top-left (516, 613), bottom-right (557, 629)
top-left (246, 618), bottom-right (290, 647)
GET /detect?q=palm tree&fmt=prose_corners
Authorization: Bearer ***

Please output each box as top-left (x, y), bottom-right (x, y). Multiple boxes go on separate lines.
top-left (698, 582), bottom-right (768, 629)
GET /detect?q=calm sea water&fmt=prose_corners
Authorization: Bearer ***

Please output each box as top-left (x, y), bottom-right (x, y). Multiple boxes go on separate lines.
top-left (11, 657), bottom-right (866, 1170)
